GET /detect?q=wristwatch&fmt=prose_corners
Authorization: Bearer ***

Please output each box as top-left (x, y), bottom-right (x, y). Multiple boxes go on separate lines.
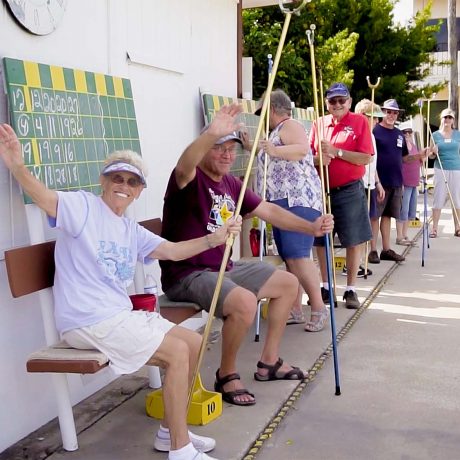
top-left (336, 149), bottom-right (344, 158)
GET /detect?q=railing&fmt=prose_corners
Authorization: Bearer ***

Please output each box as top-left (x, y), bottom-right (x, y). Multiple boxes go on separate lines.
top-left (420, 43), bottom-right (458, 84)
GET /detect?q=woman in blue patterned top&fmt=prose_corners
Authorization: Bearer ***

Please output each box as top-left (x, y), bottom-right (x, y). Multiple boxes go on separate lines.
top-left (245, 89), bottom-right (328, 332)
top-left (430, 108), bottom-right (460, 237)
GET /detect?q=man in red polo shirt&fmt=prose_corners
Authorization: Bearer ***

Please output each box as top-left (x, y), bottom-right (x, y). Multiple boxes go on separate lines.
top-left (310, 82), bottom-right (373, 309)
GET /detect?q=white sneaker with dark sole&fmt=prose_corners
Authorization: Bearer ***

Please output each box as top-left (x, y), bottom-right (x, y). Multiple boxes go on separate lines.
top-left (190, 453), bottom-right (219, 460)
top-left (155, 429), bottom-right (216, 453)
top-left (168, 451), bottom-right (219, 460)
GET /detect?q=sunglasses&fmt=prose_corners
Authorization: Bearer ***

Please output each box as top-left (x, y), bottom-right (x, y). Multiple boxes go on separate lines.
top-left (212, 145), bottom-right (238, 154)
top-left (384, 109), bottom-right (399, 115)
top-left (109, 173), bottom-right (143, 187)
top-left (443, 115), bottom-right (454, 119)
top-left (327, 97), bottom-right (349, 106)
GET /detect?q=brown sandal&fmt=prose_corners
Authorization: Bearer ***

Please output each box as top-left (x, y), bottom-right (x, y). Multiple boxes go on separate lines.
top-left (214, 369), bottom-right (255, 406)
top-left (455, 229), bottom-right (460, 237)
top-left (254, 357), bottom-right (306, 381)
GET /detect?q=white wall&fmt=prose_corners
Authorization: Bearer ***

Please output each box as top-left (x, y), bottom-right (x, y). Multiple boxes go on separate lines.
top-left (415, 0), bottom-right (460, 18)
top-left (0, 0), bottom-right (239, 451)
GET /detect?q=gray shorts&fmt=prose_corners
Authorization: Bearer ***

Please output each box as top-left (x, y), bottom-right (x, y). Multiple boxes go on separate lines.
top-left (164, 261), bottom-right (276, 318)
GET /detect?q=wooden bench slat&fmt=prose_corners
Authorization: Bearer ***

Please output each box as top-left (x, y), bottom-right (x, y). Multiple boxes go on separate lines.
top-left (5, 241), bottom-right (56, 297)
top-left (138, 217), bottom-right (162, 235)
top-left (27, 359), bottom-right (108, 374)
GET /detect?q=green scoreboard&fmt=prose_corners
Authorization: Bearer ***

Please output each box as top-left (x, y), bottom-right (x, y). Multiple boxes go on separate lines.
top-left (3, 58), bottom-right (141, 203)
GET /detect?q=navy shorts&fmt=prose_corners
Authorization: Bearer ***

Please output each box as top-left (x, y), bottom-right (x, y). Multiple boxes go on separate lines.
top-left (369, 189), bottom-right (379, 219)
top-left (271, 198), bottom-right (321, 259)
top-left (314, 180), bottom-right (372, 248)
top-left (375, 186), bottom-right (403, 219)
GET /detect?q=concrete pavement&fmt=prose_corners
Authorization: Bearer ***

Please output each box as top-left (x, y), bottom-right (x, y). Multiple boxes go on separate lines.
top-left (257, 213), bottom-right (460, 460)
top-left (3, 205), bottom-right (460, 460)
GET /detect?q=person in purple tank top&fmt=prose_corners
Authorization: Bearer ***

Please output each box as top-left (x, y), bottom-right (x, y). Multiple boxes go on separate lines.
top-left (395, 123), bottom-right (429, 245)
top-left (161, 104), bottom-right (333, 407)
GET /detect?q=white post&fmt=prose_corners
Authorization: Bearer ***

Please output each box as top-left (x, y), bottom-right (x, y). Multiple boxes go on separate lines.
top-left (26, 205), bottom-right (79, 451)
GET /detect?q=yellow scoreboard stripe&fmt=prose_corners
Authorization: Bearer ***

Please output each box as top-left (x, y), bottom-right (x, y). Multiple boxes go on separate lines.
top-left (242, 99), bottom-right (252, 113)
top-left (212, 95), bottom-right (221, 111)
top-left (74, 69), bottom-right (88, 93)
top-left (24, 61), bottom-right (41, 88)
top-left (24, 85), bottom-right (32, 112)
top-left (95, 73), bottom-right (107, 95)
top-left (50, 65), bottom-right (66, 91)
top-left (31, 138), bottom-right (40, 166)
top-left (113, 77), bottom-right (124, 98)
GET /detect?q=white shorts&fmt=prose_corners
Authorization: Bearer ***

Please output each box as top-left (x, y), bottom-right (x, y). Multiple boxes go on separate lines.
top-left (62, 310), bottom-right (175, 375)
top-left (433, 168), bottom-right (460, 209)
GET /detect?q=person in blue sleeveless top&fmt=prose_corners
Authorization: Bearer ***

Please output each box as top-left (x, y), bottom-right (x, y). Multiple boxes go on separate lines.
top-left (429, 108), bottom-right (460, 237)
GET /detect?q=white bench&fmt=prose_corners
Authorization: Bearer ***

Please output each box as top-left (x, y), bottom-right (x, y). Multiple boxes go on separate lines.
top-left (4, 218), bottom-right (205, 451)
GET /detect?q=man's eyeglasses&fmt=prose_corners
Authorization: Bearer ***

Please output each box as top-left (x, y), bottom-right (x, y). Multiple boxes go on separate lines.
top-left (212, 145), bottom-right (238, 154)
top-left (109, 173), bottom-right (143, 188)
top-left (384, 109), bottom-right (399, 115)
top-left (327, 97), bottom-right (349, 106)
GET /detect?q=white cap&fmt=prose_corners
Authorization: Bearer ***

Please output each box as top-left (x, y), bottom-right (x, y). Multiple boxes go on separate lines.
top-left (101, 161), bottom-right (146, 186)
top-left (398, 121), bottom-right (413, 132)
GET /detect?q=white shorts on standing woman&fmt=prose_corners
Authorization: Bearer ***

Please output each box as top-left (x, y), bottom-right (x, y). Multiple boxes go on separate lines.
top-left (432, 168), bottom-right (460, 209)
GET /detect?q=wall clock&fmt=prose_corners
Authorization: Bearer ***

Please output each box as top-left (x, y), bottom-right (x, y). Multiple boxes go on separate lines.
top-left (4, 0), bottom-right (68, 35)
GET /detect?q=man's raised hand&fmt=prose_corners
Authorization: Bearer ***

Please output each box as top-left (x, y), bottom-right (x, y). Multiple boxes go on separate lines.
top-left (207, 103), bottom-right (244, 139)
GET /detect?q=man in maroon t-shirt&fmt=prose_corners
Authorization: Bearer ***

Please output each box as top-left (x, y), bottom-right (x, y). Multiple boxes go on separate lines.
top-left (161, 104), bottom-right (333, 407)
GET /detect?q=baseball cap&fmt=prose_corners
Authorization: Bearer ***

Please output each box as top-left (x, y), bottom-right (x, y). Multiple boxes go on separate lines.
top-left (382, 99), bottom-right (401, 111)
top-left (201, 126), bottom-right (243, 145)
top-left (101, 161), bottom-right (146, 186)
top-left (325, 82), bottom-right (350, 99)
top-left (215, 132), bottom-right (243, 145)
top-left (440, 108), bottom-right (455, 119)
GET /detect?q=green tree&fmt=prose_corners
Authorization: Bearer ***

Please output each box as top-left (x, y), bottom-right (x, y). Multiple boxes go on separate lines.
top-left (243, 0), bottom-right (443, 115)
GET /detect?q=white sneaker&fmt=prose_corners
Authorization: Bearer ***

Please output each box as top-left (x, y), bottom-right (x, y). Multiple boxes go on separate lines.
top-left (191, 452), bottom-right (219, 460)
top-left (168, 449), bottom-right (219, 460)
top-left (155, 429), bottom-right (216, 453)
